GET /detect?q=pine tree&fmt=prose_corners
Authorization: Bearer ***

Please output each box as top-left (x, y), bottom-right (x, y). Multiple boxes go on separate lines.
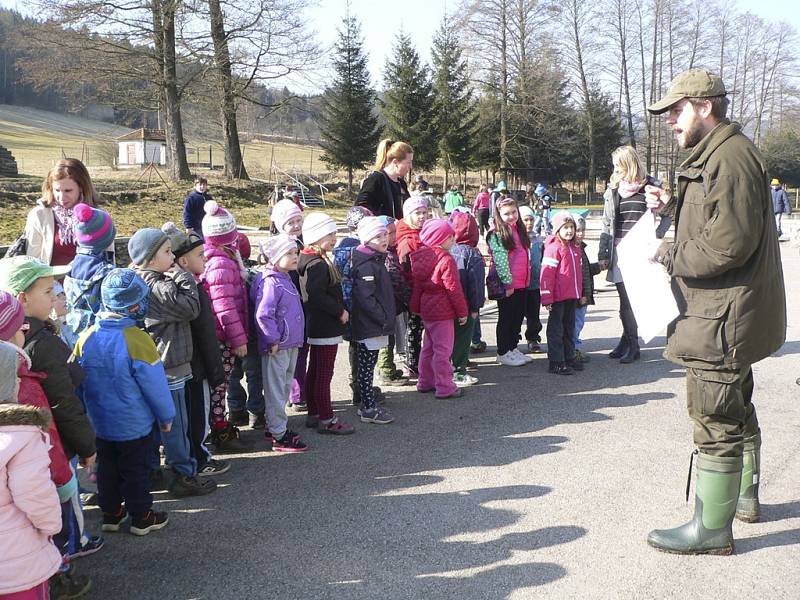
top-left (431, 17), bottom-right (478, 186)
top-left (318, 13), bottom-right (380, 193)
top-left (381, 34), bottom-right (437, 172)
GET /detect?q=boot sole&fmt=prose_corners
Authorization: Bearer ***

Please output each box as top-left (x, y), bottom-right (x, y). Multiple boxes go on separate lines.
top-left (647, 539), bottom-right (734, 555)
top-left (735, 512), bottom-right (760, 523)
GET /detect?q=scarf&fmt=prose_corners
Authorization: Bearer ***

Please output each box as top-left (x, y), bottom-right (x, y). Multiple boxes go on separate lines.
top-left (617, 180), bottom-right (643, 199)
top-left (53, 204), bottom-right (77, 246)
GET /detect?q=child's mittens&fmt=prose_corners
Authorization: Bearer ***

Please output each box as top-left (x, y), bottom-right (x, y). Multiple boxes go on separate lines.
top-left (56, 474), bottom-right (79, 503)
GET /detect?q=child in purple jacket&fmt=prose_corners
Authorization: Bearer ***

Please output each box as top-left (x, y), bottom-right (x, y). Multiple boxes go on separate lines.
top-left (199, 201), bottom-right (252, 454)
top-left (252, 235), bottom-right (308, 453)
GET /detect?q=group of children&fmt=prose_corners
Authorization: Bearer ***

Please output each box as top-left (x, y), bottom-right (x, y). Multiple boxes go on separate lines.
top-left (0, 180), bottom-right (605, 599)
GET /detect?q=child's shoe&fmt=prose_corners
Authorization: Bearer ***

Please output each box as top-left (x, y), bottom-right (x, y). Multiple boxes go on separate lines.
top-left (130, 511), bottom-right (169, 536)
top-left (548, 361), bottom-right (573, 375)
top-left (69, 535), bottom-right (105, 559)
top-left (526, 341), bottom-right (543, 353)
top-left (197, 458), bottom-right (230, 477)
top-left (169, 474), bottom-right (217, 497)
top-left (359, 406), bottom-right (394, 424)
top-left (574, 348), bottom-right (591, 363)
top-left (470, 341), bottom-right (487, 353)
top-left (211, 423), bottom-right (255, 454)
top-left (567, 357), bottom-right (584, 371)
top-left (453, 373), bottom-right (479, 387)
top-left (228, 409), bottom-right (249, 427)
top-left (101, 507), bottom-right (130, 533)
top-left (250, 413), bottom-right (266, 429)
top-left (271, 430), bottom-right (308, 452)
top-left (376, 369), bottom-right (410, 386)
top-left (49, 568), bottom-right (91, 599)
top-left (497, 351), bottom-right (526, 367)
top-left (286, 400), bottom-right (307, 412)
top-left (317, 416), bottom-right (355, 435)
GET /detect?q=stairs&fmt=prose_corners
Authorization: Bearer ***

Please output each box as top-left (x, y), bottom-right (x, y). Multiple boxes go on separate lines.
top-left (0, 146), bottom-right (18, 177)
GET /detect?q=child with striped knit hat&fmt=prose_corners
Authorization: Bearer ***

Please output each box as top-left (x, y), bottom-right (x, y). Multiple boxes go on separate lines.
top-left (63, 203), bottom-right (116, 336)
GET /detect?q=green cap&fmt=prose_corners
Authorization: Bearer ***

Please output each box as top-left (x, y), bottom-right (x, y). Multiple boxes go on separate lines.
top-left (0, 256), bottom-right (70, 295)
top-left (647, 68), bottom-right (727, 115)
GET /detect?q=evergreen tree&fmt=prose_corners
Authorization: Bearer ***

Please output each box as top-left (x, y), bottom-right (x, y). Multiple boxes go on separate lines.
top-left (431, 17), bottom-right (477, 185)
top-left (381, 34), bottom-right (437, 171)
top-left (318, 13), bottom-right (380, 192)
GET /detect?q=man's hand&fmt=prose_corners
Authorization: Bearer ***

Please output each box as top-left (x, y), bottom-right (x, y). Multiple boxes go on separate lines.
top-left (339, 309), bottom-right (349, 324)
top-left (232, 344), bottom-right (248, 358)
top-left (645, 185), bottom-right (669, 212)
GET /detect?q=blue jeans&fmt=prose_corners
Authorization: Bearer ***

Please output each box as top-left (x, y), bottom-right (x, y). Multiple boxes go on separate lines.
top-left (472, 316), bottom-right (482, 344)
top-left (574, 304), bottom-right (587, 348)
top-left (160, 386), bottom-right (197, 477)
top-left (226, 349), bottom-right (265, 415)
top-left (535, 209), bottom-right (552, 235)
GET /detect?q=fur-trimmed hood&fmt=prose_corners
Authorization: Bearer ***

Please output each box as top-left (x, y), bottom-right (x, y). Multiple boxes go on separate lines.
top-left (0, 404), bottom-right (51, 430)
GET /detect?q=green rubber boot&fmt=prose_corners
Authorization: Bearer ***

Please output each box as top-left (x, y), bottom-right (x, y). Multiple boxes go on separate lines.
top-left (736, 432), bottom-right (761, 523)
top-left (647, 453), bottom-right (742, 555)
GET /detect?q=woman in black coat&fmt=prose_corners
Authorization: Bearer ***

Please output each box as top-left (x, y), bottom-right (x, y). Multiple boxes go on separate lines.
top-left (355, 139), bottom-right (413, 219)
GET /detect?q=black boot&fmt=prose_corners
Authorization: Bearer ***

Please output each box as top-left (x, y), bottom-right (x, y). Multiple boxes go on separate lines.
top-left (608, 335), bottom-right (628, 359)
top-left (619, 335), bottom-right (640, 363)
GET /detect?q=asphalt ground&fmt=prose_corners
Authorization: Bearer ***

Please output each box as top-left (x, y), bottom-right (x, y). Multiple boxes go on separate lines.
top-left (78, 231), bottom-right (800, 600)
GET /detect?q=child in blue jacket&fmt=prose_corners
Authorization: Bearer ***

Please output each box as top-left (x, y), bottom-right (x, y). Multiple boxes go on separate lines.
top-left (448, 211), bottom-right (485, 386)
top-left (72, 268), bottom-right (175, 536)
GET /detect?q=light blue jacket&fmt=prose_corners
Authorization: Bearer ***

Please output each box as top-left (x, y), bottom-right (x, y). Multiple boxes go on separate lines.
top-left (73, 315), bottom-right (175, 441)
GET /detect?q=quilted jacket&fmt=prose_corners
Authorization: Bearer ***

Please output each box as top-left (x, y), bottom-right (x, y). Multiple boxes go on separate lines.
top-left (251, 267), bottom-right (305, 352)
top-left (409, 246), bottom-right (468, 321)
top-left (539, 235), bottom-right (583, 305)
top-left (201, 244), bottom-right (249, 349)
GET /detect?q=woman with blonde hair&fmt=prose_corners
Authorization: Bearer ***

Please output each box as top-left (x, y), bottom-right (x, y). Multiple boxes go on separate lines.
top-left (356, 139), bottom-right (413, 218)
top-left (598, 145), bottom-right (669, 363)
top-left (25, 158), bottom-right (100, 266)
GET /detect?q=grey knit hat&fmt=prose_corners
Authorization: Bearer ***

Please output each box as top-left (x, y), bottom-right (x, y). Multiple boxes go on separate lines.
top-left (0, 341), bottom-right (21, 403)
top-left (128, 228), bottom-right (169, 266)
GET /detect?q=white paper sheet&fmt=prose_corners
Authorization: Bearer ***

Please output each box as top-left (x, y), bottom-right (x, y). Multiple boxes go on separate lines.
top-left (615, 210), bottom-right (680, 344)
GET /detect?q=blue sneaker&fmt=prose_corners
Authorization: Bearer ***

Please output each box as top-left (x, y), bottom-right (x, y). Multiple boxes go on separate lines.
top-left (69, 535), bottom-right (105, 559)
top-left (359, 406), bottom-right (394, 424)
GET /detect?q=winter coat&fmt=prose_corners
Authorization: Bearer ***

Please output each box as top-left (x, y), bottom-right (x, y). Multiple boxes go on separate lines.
top-left (252, 267), bottom-right (304, 352)
top-left (409, 245), bottom-right (468, 321)
top-left (190, 284), bottom-right (225, 389)
top-left (298, 250), bottom-right (346, 340)
top-left (24, 201), bottom-right (58, 265)
top-left (527, 237), bottom-right (543, 291)
top-left (0, 404), bottom-right (62, 595)
top-left (356, 170), bottom-right (409, 218)
top-left (385, 246), bottom-right (410, 314)
top-left (137, 268), bottom-right (200, 379)
top-left (771, 186), bottom-right (792, 215)
top-left (350, 247), bottom-right (396, 340)
top-left (396, 220), bottom-right (423, 264)
top-left (473, 191), bottom-right (490, 211)
top-left (578, 241), bottom-right (602, 305)
top-left (449, 213), bottom-right (485, 312)
top-left (24, 317), bottom-right (96, 459)
top-left (539, 236), bottom-right (582, 305)
top-left (17, 361), bottom-right (72, 487)
top-left (183, 190), bottom-right (212, 235)
top-left (443, 190), bottom-right (466, 214)
top-left (488, 228), bottom-right (530, 290)
top-left (201, 244), bottom-right (249, 349)
top-left (656, 121), bottom-right (786, 369)
top-left (64, 248), bottom-right (116, 335)
top-left (73, 316), bottom-right (176, 441)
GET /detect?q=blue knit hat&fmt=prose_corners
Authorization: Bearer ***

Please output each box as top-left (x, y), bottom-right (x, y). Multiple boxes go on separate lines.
top-left (101, 268), bottom-right (149, 321)
top-left (128, 228), bottom-right (169, 266)
top-left (73, 203), bottom-right (116, 252)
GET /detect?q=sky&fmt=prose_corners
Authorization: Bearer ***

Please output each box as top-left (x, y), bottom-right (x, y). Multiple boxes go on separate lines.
top-left (2, 0), bottom-right (798, 91)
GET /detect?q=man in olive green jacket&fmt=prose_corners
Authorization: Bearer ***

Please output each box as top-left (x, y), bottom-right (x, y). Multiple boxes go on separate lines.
top-left (644, 69), bottom-right (786, 555)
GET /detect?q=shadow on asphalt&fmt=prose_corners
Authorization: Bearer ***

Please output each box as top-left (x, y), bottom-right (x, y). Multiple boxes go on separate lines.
top-left (736, 527), bottom-right (800, 553)
top-left (773, 340), bottom-right (800, 358)
top-left (760, 500), bottom-right (800, 523)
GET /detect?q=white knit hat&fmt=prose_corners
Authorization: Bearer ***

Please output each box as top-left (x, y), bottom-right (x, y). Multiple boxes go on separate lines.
top-left (202, 201), bottom-right (238, 245)
top-left (301, 212), bottom-right (337, 246)
top-left (260, 234), bottom-right (297, 265)
top-left (357, 217), bottom-right (388, 244)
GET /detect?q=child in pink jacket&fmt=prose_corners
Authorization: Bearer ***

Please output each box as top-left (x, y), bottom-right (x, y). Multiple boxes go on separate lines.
top-left (200, 201), bottom-right (253, 454)
top-left (0, 342), bottom-right (63, 600)
top-left (540, 211), bottom-right (583, 375)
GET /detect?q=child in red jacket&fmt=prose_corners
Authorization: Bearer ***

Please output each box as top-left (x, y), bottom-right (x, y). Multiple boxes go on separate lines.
top-left (409, 219), bottom-right (468, 399)
top-left (540, 211), bottom-right (583, 375)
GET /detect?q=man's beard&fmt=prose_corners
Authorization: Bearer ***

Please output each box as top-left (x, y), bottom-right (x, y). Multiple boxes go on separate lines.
top-left (676, 116), bottom-right (705, 149)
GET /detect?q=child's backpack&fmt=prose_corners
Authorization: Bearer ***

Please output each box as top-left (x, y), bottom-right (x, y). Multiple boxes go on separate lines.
top-left (332, 238), bottom-right (359, 313)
